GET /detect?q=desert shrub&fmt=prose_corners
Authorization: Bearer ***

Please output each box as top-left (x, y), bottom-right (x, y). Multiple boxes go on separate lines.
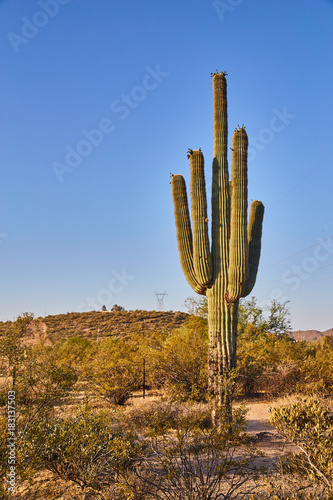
top-left (270, 397), bottom-right (333, 495)
top-left (132, 404), bottom-right (260, 500)
top-left (87, 338), bottom-right (141, 405)
top-left (299, 338), bottom-right (333, 395)
top-left (0, 342), bottom-right (77, 436)
top-left (0, 345), bottom-right (79, 492)
top-left (123, 400), bottom-right (213, 437)
top-left (236, 325), bottom-right (305, 397)
top-left (184, 296), bottom-right (208, 318)
top-left (263, 474), bottom-right (329, 499)
top-left (238, 298), bottom-right (292, 335)
top-left (92, 362), bottom-right (137, 405)
top-left (257, 361), bottom-right (304, 396)
top-left (0, 313), bottom-right (34, 390)
top-left (56, 336), bottom-right (96, 369)
top-left (150, 318), bottom-right (208, 402)
top-left (123, 400), bottom-right (183, 435)
top-left (236, 324), bottom-right (269, 396)
top-left (22, 404), bottom-right (143, 492)
top-left (13, 343), bottom-right (77, 412)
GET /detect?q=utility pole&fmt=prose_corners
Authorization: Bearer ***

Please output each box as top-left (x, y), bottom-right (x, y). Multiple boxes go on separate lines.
top-left (154, 291), bottom-right (168, 311)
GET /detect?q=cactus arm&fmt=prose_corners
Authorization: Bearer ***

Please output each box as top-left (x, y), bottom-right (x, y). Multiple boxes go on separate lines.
top-left (171, 174), bottom-right (207, 295)
top-left (212, 72), bottom-right (228, 159)
top-left (226, 127), bottom-right (249, 302)
top-left (190, 150), bottom-right (213, 286)
top-left (241, 200), bottom-right (265, 297)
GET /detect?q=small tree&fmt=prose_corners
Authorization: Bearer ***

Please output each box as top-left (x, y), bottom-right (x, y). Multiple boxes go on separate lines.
top-left (266, 299), bottom-right (292, 335)
top-left (0, 312), bottom-right (34, 388)
top-left (184, 296), bottom-right (208, 318)
top-left (111, 304), bottom-right (125, 312)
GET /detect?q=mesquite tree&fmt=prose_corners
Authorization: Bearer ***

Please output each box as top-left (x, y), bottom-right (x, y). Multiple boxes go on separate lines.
top-left (171, 72), bottom-right (264, 420)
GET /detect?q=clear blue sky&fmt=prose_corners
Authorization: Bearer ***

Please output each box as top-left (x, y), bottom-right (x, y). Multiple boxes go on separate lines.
top-left (0, 0), bottom-right (332, 331)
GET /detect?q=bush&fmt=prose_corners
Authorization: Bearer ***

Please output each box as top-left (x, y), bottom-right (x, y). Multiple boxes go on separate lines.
top-left (299, 338), bottom-right (333, 395)
top-left (236, 325), bottom-right (305, 397)
top-left (123, 400), bottom-right (183, 435)
top-left (270, 397), bottom-right (333, 496)
top-left (23, 404), bottom-right (143, 492)
top-left (57, 336), bottom-right (96, 371)
top-left (123, 400), bottom-right (213, 437)
top-left (258, 361), bottom-right (303, 396)
top-left (87, 338), bottom-right (141, 405)
top-left (14, 344), bottom-right (78, 411)
top-left (150, 318), bottom-right (208, 402)
top-left (132, 403), bottom-right (260, 500)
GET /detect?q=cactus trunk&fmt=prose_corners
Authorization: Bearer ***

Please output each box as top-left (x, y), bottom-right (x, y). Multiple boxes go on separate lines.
top-left (171, 72), bottom-right (264, 422)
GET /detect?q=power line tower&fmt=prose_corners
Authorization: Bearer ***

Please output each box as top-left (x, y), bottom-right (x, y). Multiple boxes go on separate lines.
top-left (155, 291), bottom-right (168, 311)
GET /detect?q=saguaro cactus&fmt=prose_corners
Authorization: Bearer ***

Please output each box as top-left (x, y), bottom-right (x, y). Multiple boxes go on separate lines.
top-left (171, 72), bottom-right (264, 418)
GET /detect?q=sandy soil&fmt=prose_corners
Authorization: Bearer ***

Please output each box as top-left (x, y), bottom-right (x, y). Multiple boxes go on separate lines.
top-left (243, 400), bottom-right (299, 468)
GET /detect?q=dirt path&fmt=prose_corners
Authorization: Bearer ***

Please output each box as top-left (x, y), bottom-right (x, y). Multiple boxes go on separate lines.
top-left (243, 401), bottom-right (299, 468)
top-left (246, 401), bottom-right (275, 434)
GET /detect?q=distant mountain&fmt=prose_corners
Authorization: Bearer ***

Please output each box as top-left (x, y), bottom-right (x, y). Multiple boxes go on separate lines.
top-left (290, 328), bottom-right (333, 342)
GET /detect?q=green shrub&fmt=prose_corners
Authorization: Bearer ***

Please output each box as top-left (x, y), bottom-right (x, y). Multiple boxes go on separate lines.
top-left (123, 400), bottom-right (181, 435)
top-left (14, 344), bottom-right (78, 411)
top-left (150, 319), bottom-right (208, 402)
top-left (23, 404), bottom-right (143, 491)
top-left (270, 397), bottom-right (333, 495)
top-left (123, 400), bottom-right (213, 438)
top-left (300, 338), bottom-right (333, 395)
top-left (87, 338), bottom-right (140, 405)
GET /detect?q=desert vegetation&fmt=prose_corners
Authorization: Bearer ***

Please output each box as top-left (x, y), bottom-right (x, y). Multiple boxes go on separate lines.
top-left (0, 300), bottom-right (332, 499)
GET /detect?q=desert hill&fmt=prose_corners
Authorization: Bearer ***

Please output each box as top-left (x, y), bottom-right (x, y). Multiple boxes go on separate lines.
top-left (0, 309), bottom-right (189, 345)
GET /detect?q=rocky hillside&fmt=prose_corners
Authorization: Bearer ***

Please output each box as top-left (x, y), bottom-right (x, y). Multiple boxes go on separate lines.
top-left (0, 310), bottom-right (189, 344)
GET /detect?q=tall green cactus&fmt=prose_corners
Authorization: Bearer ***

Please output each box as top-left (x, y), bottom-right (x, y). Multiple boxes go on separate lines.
top-left (171, 72), bottom-right (264, 418)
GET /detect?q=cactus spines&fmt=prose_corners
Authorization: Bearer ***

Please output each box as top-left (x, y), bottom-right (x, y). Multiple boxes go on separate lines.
top-left (171, 72), bottom-right (264, 421)
top-left (241, 200), bottom-right (264, 297)
top-left (226, 126), bottom-right (249, 302)
top-left (172, 174), bottom-right (207, 295)
top-left (190, 149), bottom-right (213, 286)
